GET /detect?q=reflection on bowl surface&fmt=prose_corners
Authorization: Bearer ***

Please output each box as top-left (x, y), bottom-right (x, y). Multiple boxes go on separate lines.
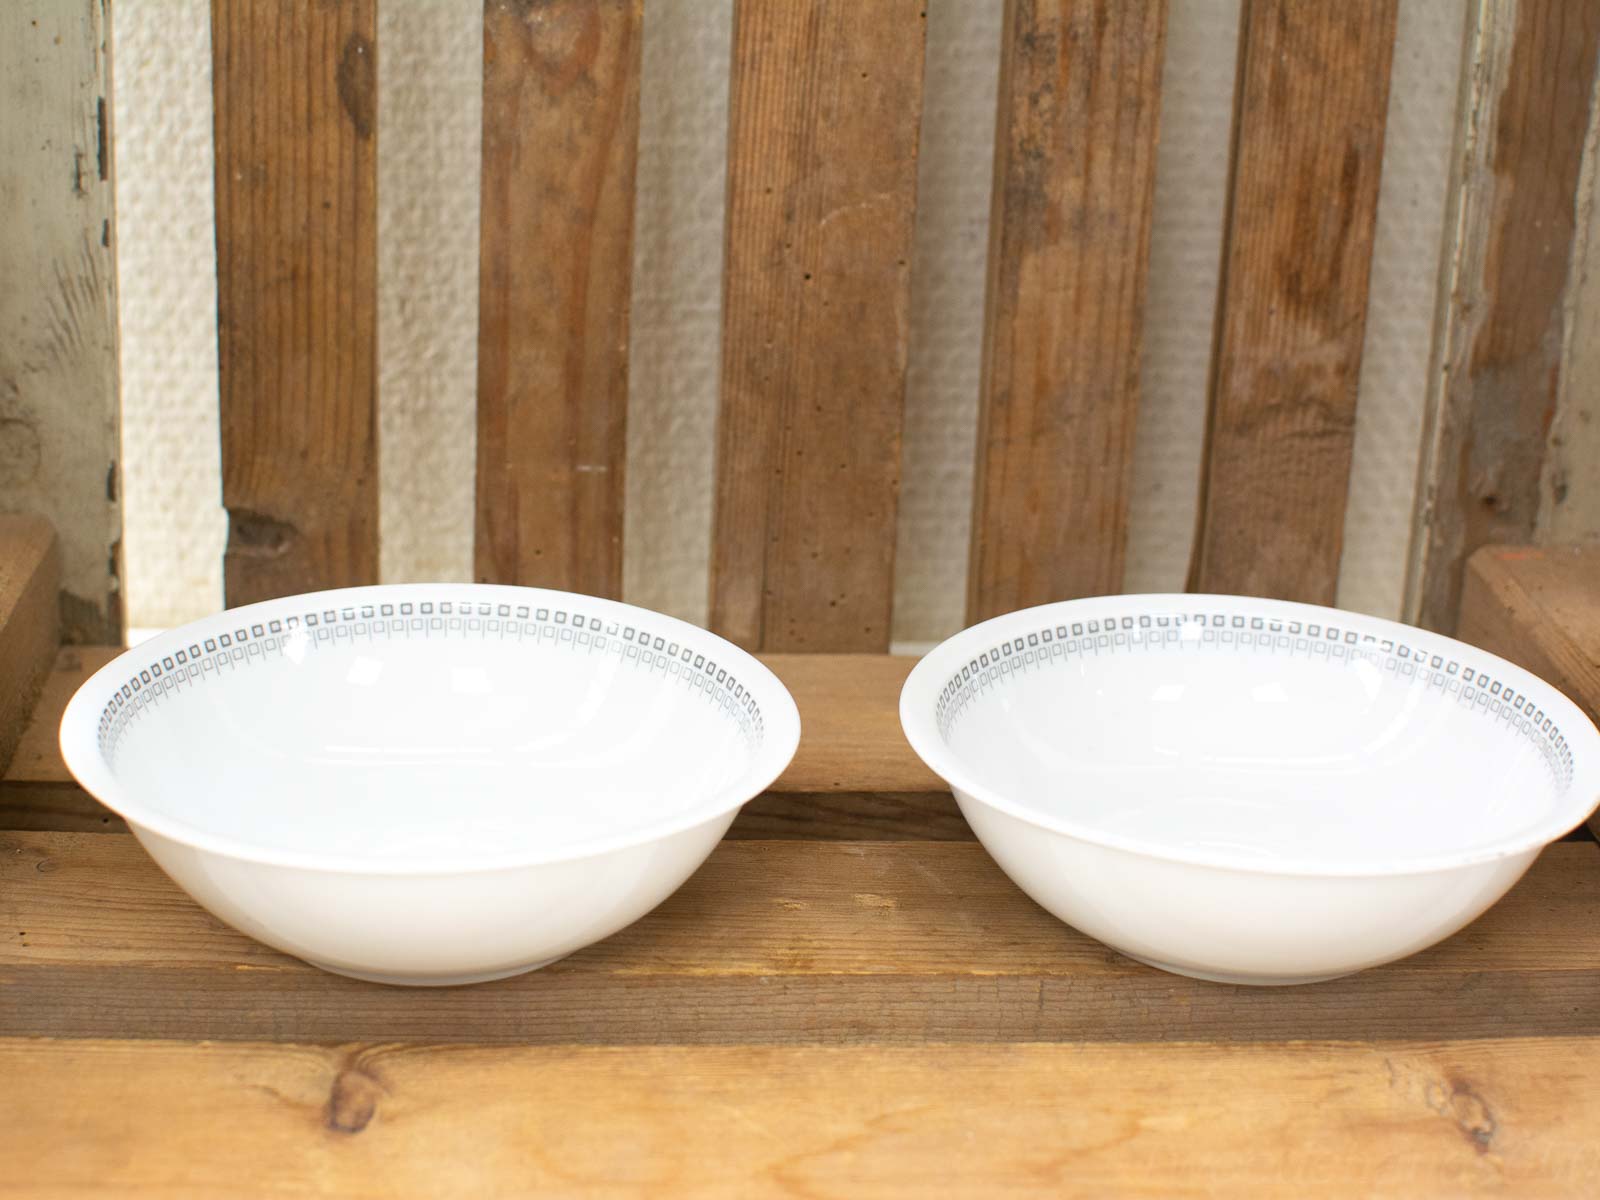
top-left (60, 585), bottom-right (800, 985)
top-left (901, 594), bottom-right (1600, 985)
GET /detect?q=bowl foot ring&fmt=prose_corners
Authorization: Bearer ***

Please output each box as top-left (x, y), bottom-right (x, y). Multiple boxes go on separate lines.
top-left (303, 954), bottom-right (570, 987)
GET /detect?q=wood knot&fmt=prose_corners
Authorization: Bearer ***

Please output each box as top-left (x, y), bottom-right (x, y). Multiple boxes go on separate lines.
top-left (1426, 1078), bottom-right (1497, 1154)
top-left (336, 33), bottom-right (376, 140)
top-left (326, 1065), bottom-right (384, 1135)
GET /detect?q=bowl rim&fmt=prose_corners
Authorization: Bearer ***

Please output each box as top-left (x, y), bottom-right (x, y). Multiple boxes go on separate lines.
top-left (59, 583), bottom-right (802, 875)
top-left (900, 593), bottom-right (1600, 878)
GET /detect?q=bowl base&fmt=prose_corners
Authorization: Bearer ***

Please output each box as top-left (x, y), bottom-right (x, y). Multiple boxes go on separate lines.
top-left (1123, 952), bottom-right (1351, 987)
top-left (305, 954), bottom-right (569, 987)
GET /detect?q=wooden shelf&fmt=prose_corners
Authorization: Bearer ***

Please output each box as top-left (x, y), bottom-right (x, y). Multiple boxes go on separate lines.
top-left (4, 637), bottom-right (1599, 1193)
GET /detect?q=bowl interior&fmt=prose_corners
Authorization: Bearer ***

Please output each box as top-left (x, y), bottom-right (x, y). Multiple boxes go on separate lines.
top-left (77, 590), bottom-right (784, 863)
top-left (923, 601), bottom-right (1586, 867)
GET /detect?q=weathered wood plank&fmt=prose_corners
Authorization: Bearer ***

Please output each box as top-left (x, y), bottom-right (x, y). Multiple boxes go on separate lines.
top-left (3, 833), bottom-right (1596, 1044)
top-left (1408, 1), bottom-right (1600, 631)
top-left (6, 1037), bottom-right (1599, 1196)
top-left (710, 0), bottom-right (928, 652)
top-left (0, 1), bottom-right (121, 643)
top-left (1188, 0), bottom-right (1397, 603)
top-left (212, 0), bottom-right (379, 606)
top-left (967, 0), bottom-right (1167, 624)
top-left (475, 0), bottom-right (642, 597)
top-left (1458, 543), bottom-right (1600, 836)
top-left (2, 645), bottom-right (116, 785)
top-left (0, 517), bottom-right (60, 776)
top-left (730, 791), bottom-right (968, 840)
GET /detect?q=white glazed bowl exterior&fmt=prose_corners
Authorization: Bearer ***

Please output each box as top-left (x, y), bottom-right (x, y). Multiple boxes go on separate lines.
top-left (60, 585), bottom-right (801, 985)
top-left (901, 595), bottom-right (1600, 985)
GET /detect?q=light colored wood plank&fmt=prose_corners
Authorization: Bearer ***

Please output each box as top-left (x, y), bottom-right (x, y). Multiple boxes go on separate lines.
top-left (967, 0), bottom-right (1167, 624)
top-left (4, 1037), bottom-right (1599, 1196)
top-left (475, 0), bottom-right (642, 597)
top-left (1458, 543), bottom-right (1600, 835)
top-left (1188, 0), bottom-right (1397, 603)
top-left (0, 516), bottom-right (59, 776)
top-left (0, 1), bottom-right (121, 643)
top-left (3, 645), bottom-right (117, 785)
top-left (1408, 2), bottom-right (1600, 631)
top-left (710, 0), bottom-right (927, 652)
top-left (212, 0), bottom-right (379, 606)
top-left (3, 832), bottom-right (1596, 1043)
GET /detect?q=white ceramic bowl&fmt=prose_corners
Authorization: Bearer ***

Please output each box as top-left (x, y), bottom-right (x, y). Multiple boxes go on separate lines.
top-left (60, 585), bottom-right (800, 985)
top-left (901, 594), bottom-right (1600, 985)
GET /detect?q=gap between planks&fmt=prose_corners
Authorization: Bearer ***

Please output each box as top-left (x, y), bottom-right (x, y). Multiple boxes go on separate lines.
top-left (4, 1037), bottom-right (1598, 1195)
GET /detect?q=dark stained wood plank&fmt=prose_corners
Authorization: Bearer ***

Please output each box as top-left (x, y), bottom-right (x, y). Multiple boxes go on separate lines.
top-left (0, 517), bottom-right (60, 775)
top-left (730, 791), bottom-right (968, 840)
top-left (710, 0), bottom-right (928, 652)
top-left (212, 0), bottom-right (379, 606)
top-left (0, 3), bottom-right (121, 643)
top-left (7, 1038), bottom-right (1600, 1195)
top-left (967, 0), bottom-right (1167, 624)
top-left (475, 0), bottom-right (642, 597)
top-left (1407, 3), bottom-right (1600, 632)
top-left (3, 833), bottom-right (1596, 1044)
top-left (1458, 543), bottom-right (1600, 836)
top-left (1187, 0), bottom-right (1397, 603)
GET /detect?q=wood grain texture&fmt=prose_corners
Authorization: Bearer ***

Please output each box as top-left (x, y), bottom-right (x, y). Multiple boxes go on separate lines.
top-left (2, 645), bottom-right (116, 784)
top-left (1458, 543), bottom-right (1600, 835)
top-left (967, 0), bottom-right (1167, 623)
top-left (0, 517), bottom-right (60, 776)
top-left (6, 1037), bottom-right (1600, 1197)
top-left (1188, 0), bottom-right (1397, 603)
top-left (212, 0), bottom-right (379, 606)
top-left (475, 0), bottom-right (642, 597)
top-left (0, 1), bottom-right (121, 643)
top-left (3, 833), bottom-right (1597, 1044)
top-left (710, 0), bottom-right (927, 652)
top-left (1407, 2), bottom-right (1600, 632)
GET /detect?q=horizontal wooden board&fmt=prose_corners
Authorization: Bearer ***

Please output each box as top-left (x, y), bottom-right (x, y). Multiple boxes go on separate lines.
top-left (6, 649), bottom-right (944, 795)
top-left (4, 1037), bottom-right (1598, 1195)
top-left (2, 833), bottom-right (1596, 1044)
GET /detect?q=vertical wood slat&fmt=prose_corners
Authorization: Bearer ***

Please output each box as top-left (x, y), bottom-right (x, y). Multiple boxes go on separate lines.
top-left (966, 0), bottom-right (1168, 625)
top-left (475, 0), bottom-right (642, 598)
top-left (213, 0), bottom-right (379, 607)
top-left (0, 1), bottom-right (121, 643)
top-left (710, 0), bottom-right (928, 653)
top-left (1406, 1), bottom-right (1600, 633)
top-left (1187, 0), bottom-right (1397, 604)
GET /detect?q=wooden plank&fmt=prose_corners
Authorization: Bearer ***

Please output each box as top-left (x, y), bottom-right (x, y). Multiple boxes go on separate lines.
top-left (1408, 2), bottom-right (1600, 632)
top-left (212, 0), bottom-right (379, 607)
top-left (966, 0), bottom-right (1167, 624)
top-left (3, 833), bottom-right (1597, 1044)
top-left (475, 0), bottom-right (642, 597)
top-left (0, 517), bottom-right (60, 776)
top-left (3, 645), bottom-right (117, 785)
top-left (6, 1037), bottom-right (1600, 1196)
top-left (1187, 0), bottom-right (1397, 603)
top-left (731, 791), bottom-right (968, 840)
top-left (1458, 543), bottom-right (1600, 836)
top-left (0, 0), bottom-right (121, 643)
top-left (710, 0), bottom-right (927, 652)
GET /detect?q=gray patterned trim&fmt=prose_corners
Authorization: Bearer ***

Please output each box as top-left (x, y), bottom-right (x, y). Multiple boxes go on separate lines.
top-left (934, 609), bottom-right (1575, 791)
top-left (98, 597), bottom-right (766, 765)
